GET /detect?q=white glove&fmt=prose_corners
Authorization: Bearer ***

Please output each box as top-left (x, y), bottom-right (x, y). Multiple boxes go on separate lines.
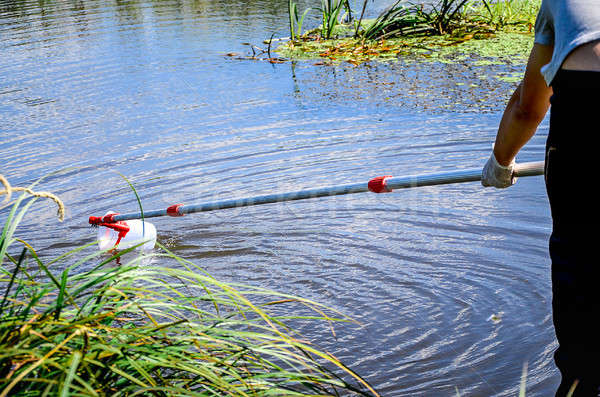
top-left (481, 152), bottom-right (517, 188)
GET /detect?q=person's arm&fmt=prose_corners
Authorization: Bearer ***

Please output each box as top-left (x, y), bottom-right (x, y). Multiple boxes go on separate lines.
top-left (482, 43), bottom-right (553, 188)
top-left (493, 43), bottom-right (554, 166)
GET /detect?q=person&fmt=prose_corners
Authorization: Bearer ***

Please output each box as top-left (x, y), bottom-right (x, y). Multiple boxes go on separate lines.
top-left (480, 1), bottom-right (600, 395)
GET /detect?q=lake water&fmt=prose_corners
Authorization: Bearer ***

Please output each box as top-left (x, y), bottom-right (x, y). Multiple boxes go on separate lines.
top-left (0, 0), bottom-right (558, 395)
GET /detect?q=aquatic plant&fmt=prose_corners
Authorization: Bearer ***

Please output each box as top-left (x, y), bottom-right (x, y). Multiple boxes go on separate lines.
top-left (415, 0), bottom-right (474, 34)
top-left (269, 0), bottom-right (541, 67)
top-left (288, 0), bottom-right (312, 41)
top-left (0, 181), bottom-right (378, 396)
top-left (355, 0), bottom-right (477, 39)
top-left (281, 0), bottom-right (538, 44)
top-left (363, 0), bottom-right (540, 37)
top-left (276, 29), bottom-right (533, 68)
top-left (320, 0), bottom-right (346, 39)
top-left (358, 0), bottom-right (431, 40)
top-left (466, 0), bottom-right (540, 29)
top-left (354, 0), bottom-right (369, 38)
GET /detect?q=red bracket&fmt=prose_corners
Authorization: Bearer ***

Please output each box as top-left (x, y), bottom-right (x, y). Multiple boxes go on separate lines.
top-left (89, 212), bottom-right (130, 248)
top-left (167, 204), bottom-right (185, 217)
top-left (368, 175), bottom-right (393, 193)
top-left (89, 213), bottom-right (119, 225)
top-left (100, 222), bottom-right (130, 233)
top-left (106, 222), bottom-right (130, 246)
top-left (93, 220), bottom-right (130, 248)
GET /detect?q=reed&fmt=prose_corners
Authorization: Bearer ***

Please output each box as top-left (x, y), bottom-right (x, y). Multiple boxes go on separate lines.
top-left (320, 0), bottom-right (345, 39)
top-left (0, 186), bottom-right (378, 396)
top-left (288, 0), bottom-right (312, 42)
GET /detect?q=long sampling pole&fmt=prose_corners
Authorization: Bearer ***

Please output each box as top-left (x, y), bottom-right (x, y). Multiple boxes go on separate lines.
top-left (89, 161), bottom-right (544, 227)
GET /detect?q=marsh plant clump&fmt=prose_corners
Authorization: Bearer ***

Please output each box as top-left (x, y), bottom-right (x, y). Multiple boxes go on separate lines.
top-left (278, 31), bottom-right (533, 67)
top-left (275, 0), bottom-right (540, 65)
top-left (0, 183), bottom-right (378, 396)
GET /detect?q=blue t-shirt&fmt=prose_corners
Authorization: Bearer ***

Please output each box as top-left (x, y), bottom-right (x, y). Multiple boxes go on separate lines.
top-left (534, 0), bottom-right (600, 85)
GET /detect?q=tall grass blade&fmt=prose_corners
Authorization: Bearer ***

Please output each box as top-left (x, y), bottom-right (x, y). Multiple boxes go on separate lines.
top-left (119, 173), bottom-right (145, 235)
top-left (566, 380), bottom-right (579, 397)
top-left (289, 0), bottom-right (297, 40)
top-left (518, 361), bottom-right (528, 397)
top-left (0, 248), bottom-right (25, 314)
top-left (54, 268), bottom-right (69, 320)
top-left (60, 351), bottom-right (82, 397)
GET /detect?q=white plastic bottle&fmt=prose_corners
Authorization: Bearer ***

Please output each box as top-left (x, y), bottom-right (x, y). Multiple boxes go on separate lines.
top-left (97, 213), bottom-right (157, 252)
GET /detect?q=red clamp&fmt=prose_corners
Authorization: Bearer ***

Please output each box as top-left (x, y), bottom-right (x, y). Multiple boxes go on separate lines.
top-left (89, 213), bottom-right (119, 225)
top-left (368, 175), bottom-right (393, 193)
top-left (106, 222), bottom-right (130, 246)
top-left (166, 204), bottom-right (185, 217)
top-left (90, 213), bottom-right (130, 247)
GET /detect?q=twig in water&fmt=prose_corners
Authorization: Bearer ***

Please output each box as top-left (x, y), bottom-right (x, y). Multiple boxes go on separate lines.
top-left (267, 32), bottom-right (276, 59)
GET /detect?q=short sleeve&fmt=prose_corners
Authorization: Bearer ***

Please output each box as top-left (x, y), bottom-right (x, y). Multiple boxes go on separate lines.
top-left (534, 0), bottom-right (554, 45)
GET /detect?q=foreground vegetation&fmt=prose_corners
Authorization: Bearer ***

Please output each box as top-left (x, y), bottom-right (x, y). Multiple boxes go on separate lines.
top-left (0, 182), bottom-right (377, 396)
top-left (275, 0), bottom-right (540, 64)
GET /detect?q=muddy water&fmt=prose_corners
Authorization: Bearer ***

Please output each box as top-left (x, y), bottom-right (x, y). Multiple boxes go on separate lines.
top-left (1, 0), bottom-right (557, 395)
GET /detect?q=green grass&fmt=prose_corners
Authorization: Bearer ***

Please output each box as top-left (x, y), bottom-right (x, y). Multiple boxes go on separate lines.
top-left (0, 184), bottom-right (378, 396)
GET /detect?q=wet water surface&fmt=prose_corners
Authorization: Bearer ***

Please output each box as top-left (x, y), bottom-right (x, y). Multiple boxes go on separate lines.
top-left (1, 0), bottom-right (557, 395)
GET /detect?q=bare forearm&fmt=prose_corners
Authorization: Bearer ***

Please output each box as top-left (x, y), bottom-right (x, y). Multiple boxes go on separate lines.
top-left (491, 44), bottom-right (553, 167)
top-left (493, 85), bottom-right (547, 166)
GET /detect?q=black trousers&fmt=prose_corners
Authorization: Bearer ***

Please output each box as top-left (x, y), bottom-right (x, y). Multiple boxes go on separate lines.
top-left (546, 69), bottom-right (600, 397)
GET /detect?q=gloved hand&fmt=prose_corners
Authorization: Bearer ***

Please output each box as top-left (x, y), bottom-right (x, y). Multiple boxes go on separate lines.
top-left (481, 151), bottom-right (517, 188)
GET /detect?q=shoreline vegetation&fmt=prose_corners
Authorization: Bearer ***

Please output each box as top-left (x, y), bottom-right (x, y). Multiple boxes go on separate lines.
top-left (0, 180), bottom-right (378, 396)
top-left (235, 0), bottom-right (540, 67)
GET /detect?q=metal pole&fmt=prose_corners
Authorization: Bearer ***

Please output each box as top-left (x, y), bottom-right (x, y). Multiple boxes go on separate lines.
top-left (90, 161), bottom-right (544, 224)
top-left (385, 160), bottom-right (544, 190)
